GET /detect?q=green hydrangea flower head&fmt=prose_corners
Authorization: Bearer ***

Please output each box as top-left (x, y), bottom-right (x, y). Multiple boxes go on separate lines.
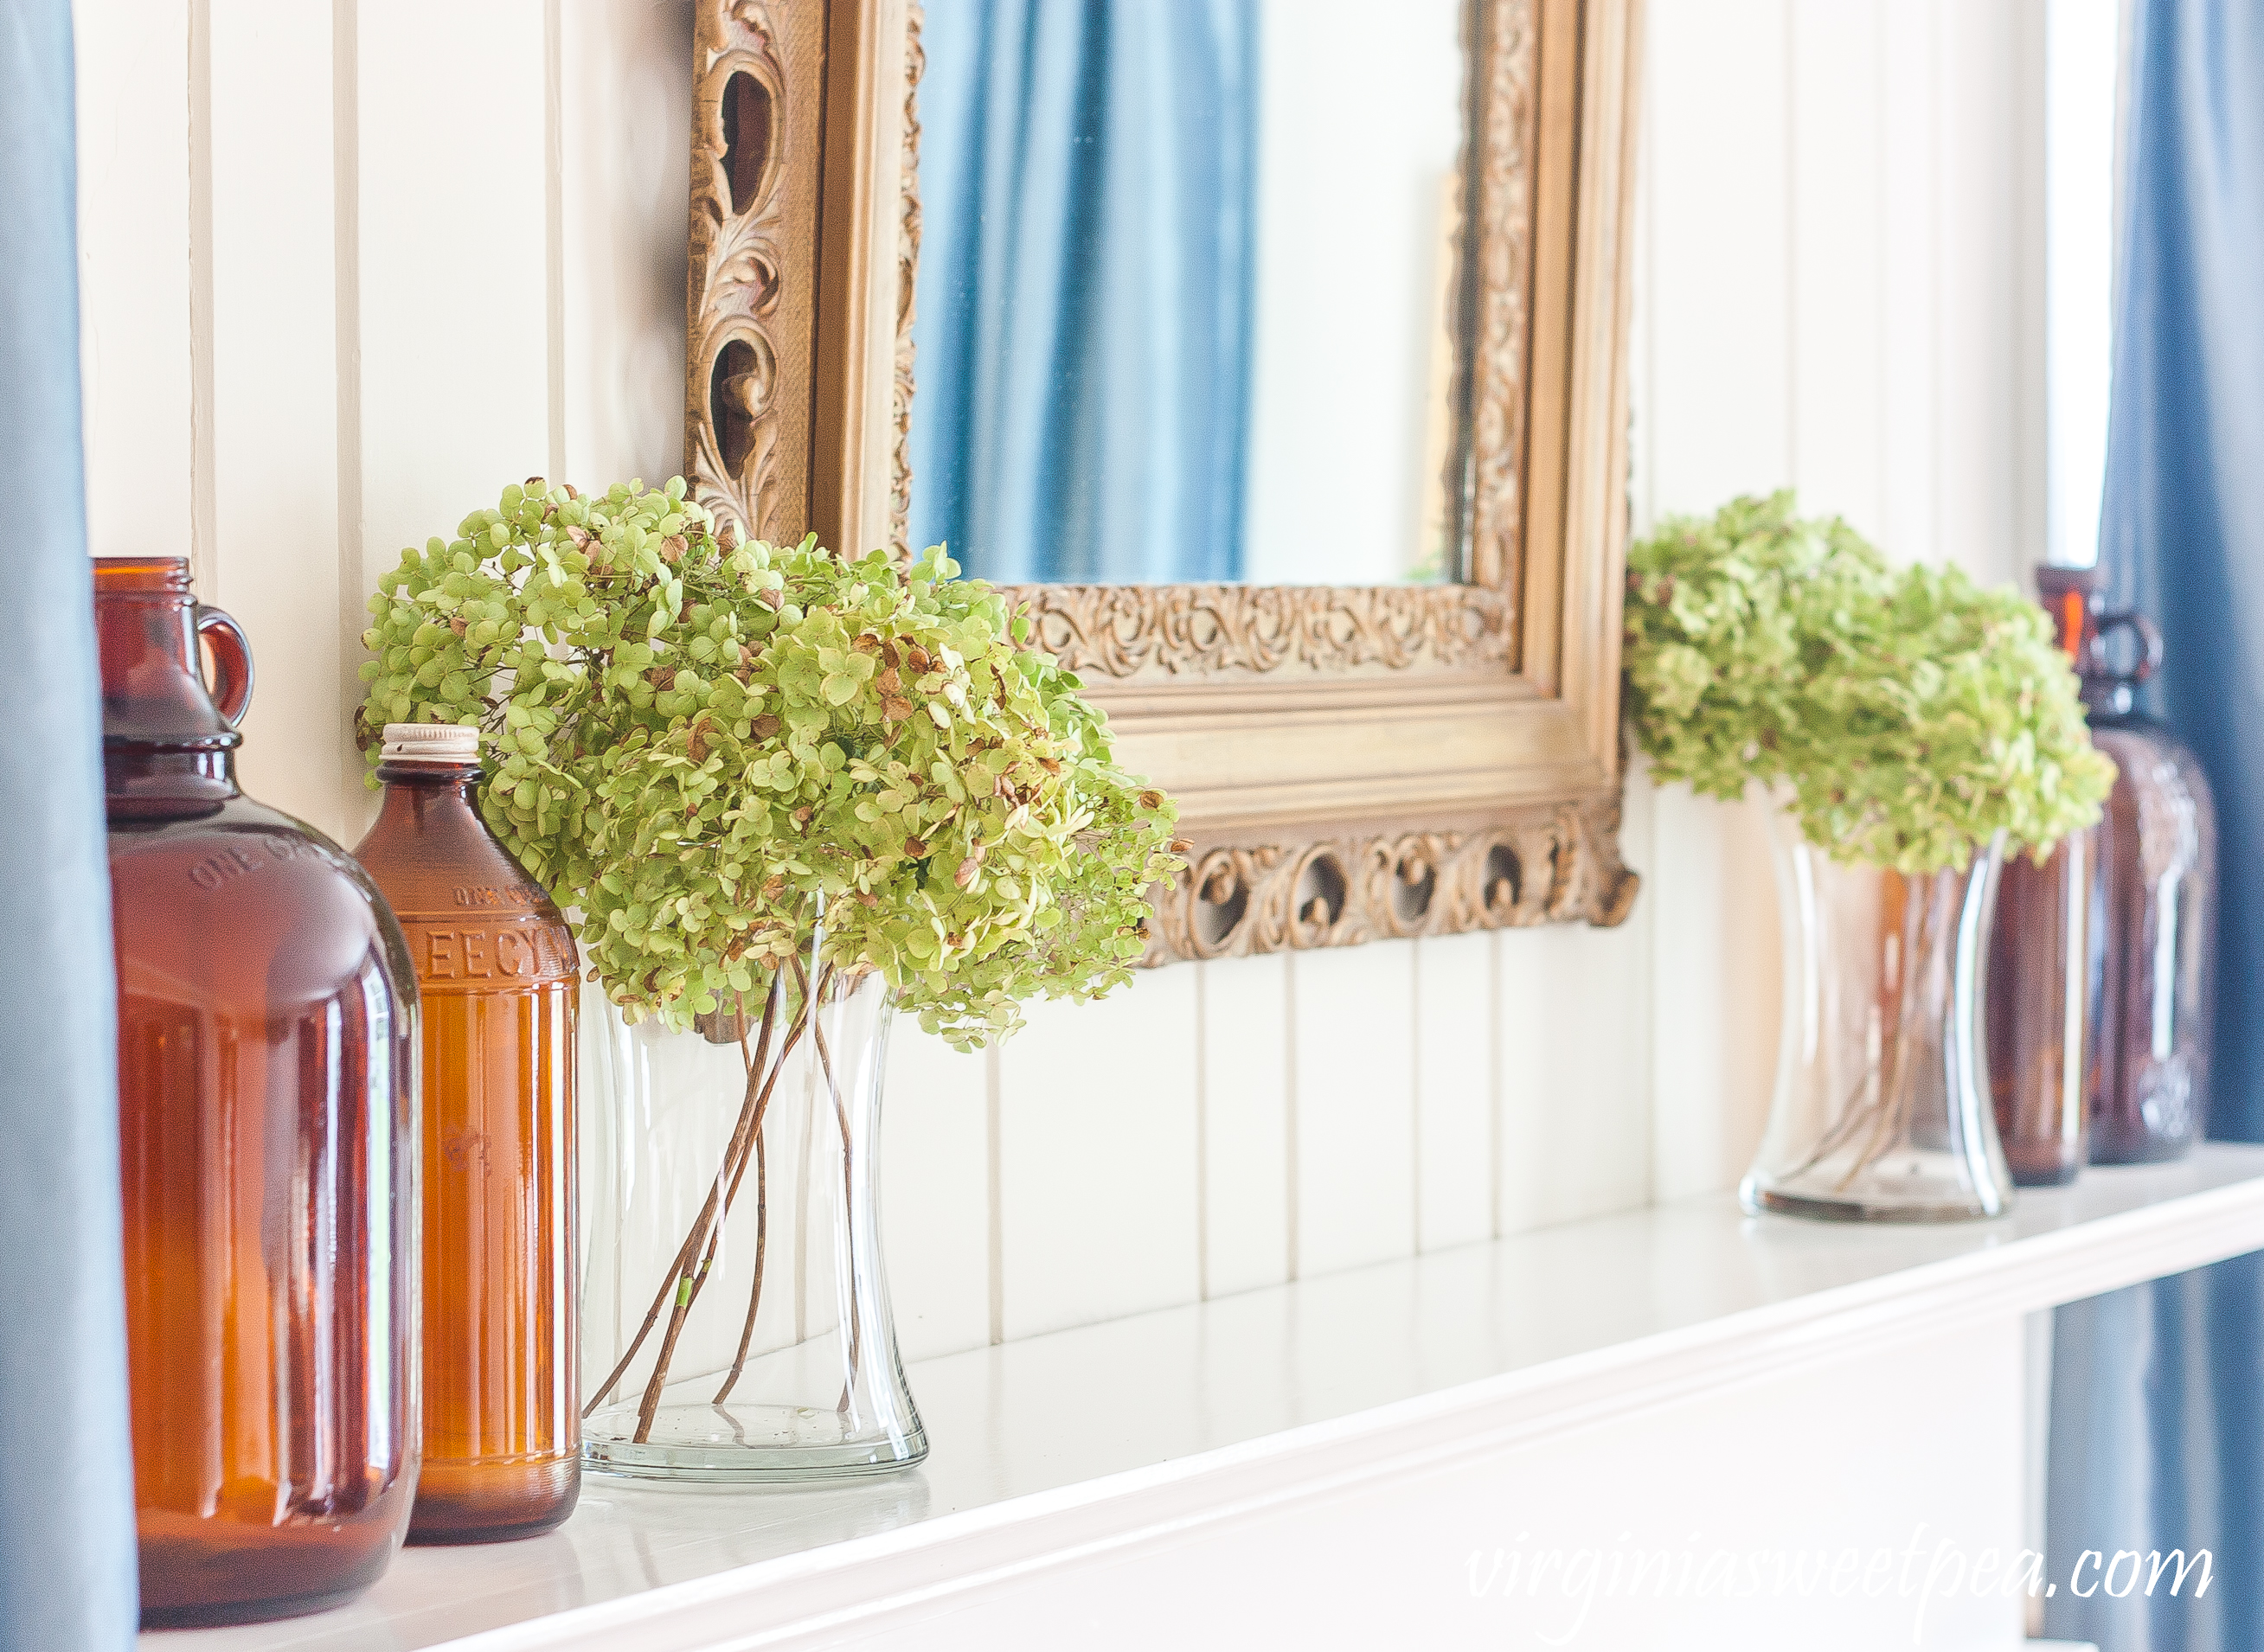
top-left (359, 477), bottom-right (1181, 1048)
top-left (1623, 490), bottom-right (2114, 873)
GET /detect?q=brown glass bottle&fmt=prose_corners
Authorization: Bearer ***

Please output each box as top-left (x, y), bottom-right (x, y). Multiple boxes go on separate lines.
top-left (1989, 567), bottom-right (2216, 1172)
top-left (1985, 573), bottom-right (2107, 1186)
top-left (99, 558), bottom-right (419, 1627)
top-left (354, 724), bottom-right (580, 1542)
top-left (1988, 837), bottom-right (2104, 1184)
top-left (2038, 571), bottom-right (2217, 1164)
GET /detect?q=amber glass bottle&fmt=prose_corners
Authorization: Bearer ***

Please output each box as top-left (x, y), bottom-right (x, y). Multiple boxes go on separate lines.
top-left (1985, 573), bottom-right (2106, 1187)
top-left (99, 558), bottom-right (419, 1626)
top-left (2037, 571), bottom-right (2218, 1164)
top-left (1990, 567), bottom-right (2217, 1174)
top-left (354, 724), bottom-right (580, 1542)
top-left (1987, 829), bottom-right (2100, 1186)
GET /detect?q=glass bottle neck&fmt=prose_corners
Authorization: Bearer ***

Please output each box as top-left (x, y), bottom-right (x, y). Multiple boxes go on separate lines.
top-left (2034, 567), bottom-right (2153, 723)
top-left (373, 761), bottom-right (483, 805)
top-left (369, 760), bottom-right (489, 840)
top-left (357, 759), bottom-right (562, 925)
top-left (97, 559), bottom-right (240, 820)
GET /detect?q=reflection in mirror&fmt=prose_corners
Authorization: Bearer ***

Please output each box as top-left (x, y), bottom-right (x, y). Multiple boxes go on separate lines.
top-left (908, 0), bottom-right (1468, 587)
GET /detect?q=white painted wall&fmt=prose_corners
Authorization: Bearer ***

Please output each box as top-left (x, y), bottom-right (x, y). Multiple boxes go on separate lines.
top-left (71, 0), bottom-right (2045, 1369)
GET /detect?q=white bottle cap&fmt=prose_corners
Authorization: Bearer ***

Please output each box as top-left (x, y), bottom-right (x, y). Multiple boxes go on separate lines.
top-left (380, 722), bottom-right (481, 763)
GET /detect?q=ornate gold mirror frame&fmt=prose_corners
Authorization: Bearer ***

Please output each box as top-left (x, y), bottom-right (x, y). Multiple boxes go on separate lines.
top-left (684, 0), bottom-right (1644, 964)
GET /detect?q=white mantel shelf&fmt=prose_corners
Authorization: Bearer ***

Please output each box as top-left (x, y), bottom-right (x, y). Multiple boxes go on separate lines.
top-left (157, 1147), bottom-right (2264, 1652)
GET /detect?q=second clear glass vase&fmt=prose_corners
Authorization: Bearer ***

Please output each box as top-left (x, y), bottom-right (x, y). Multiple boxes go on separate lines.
top-left (579, 950), bottom-right (926, 1481)
top-left (1741, 810), bottom-right (2014, 1222)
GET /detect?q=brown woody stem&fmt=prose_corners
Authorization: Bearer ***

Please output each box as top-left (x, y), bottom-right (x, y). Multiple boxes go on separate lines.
top-left (631, 989), bottom-right (816, 1442)
top-left (712, 1124), bottom-right (769, 1404)
top-left (714, 962), bottom-right (840, 1404)
top-left (793, 957), bottom-right (863, 1381)
top-left (583, 974), bottom-right (785, 1420)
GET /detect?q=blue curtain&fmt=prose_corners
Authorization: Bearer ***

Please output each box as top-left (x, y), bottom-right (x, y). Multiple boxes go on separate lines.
top-left (2046, 5), bottom-right (2264, 1649)
top-left (907, 0), bottom-right (1256, 584)
top-left (0, 0), bottom-right (139, 1646)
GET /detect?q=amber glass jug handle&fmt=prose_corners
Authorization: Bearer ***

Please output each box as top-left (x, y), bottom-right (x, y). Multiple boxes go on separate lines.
top-left (196, 605), bottom-right (254, 725)
top-left (2089, 609), bottom-right (2165, 689)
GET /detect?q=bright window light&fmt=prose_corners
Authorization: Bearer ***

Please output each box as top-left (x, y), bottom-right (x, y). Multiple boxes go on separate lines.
top-left (2044, 0), bottom-right (2122, 569)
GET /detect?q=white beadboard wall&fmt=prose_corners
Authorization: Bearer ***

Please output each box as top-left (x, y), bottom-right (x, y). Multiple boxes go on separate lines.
top-left (72, 0), bottom-right (2043, 1367)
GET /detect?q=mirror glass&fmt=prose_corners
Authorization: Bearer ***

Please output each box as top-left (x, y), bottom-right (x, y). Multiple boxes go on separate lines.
top-left (907, 0), bottom-right (1470, 586)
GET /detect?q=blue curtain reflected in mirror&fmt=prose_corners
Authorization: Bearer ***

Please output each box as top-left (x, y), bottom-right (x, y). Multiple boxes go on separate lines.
top-left (908, 0), bottom-right (1257, 584)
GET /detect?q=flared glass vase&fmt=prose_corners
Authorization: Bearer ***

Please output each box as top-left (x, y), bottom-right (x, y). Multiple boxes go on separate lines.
top-left (579, 955), bottom-right (926, 1481)
top-left (1741, 810), bottom-right (2015, 1222)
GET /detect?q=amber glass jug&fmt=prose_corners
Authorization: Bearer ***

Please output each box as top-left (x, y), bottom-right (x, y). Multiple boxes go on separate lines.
top-left (99, 559), bottom-right (419, 1625)
top-left (2046, 569), bottom-right (2217, 1163)
top-left (1990, 567), bottom-right (2216, 1173)
top-left (355, 723), bottom-right (580, 1542)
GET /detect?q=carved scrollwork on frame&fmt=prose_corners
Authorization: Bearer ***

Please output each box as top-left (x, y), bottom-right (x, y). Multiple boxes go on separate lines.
top-left (687, 2), bottom-right (825, 543)
top-left (1459, 0), bottom-right (1541, 595)
top-left (1147, 791), bottom-right (1641, 965)
top-left (1020, 581), bottom-right (1511, 679)
top-left (888, 4), bottom-right (924, 560)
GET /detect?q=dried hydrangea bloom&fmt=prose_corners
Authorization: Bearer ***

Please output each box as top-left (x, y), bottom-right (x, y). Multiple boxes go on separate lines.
top-left (362, 477), bottom-right (1180, 1048)
top-left (1623, 490), bottom-right (2113, 873)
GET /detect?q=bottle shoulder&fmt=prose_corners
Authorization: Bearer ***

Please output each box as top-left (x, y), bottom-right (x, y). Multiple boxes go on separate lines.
top-left (2094, 723), bottom-right (2216, 804)
top-left (354, 788), bottom-right (577, 989)
top-left (109, 798), bottom-right (418, 1011)
top-left (355, 790), bottom-right (567, 929)
top-left (2091, 724), bottom-right (2216, 885)
top-left (111, 795), bottom-right (369, 890)
top-left (2092, 713), bottom-right (2201, 758)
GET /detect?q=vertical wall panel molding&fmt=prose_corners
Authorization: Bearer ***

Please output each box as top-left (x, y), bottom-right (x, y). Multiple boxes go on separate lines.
top-left (995, 975), bottom-right (1200, 1342)
top-left (1199, 955), bottom-right (1292, 1300)
top-left (1487, 930), bottom-right (1504, 1237)
top-left (332, 0), bottom-right (365, 827)
top-left (187, 0), bottom-right (215, 594)
top-left (208, 0), bottom-right (345, 838)
top-left (1933, 3), bottom-right (2027, 591)
top-left (356, 0), bottom-right (549, 619)
top-left (1789, 0), bottom-right (1885, 538)
top-left (984, 1046), bottom-right (1004, 1345)
top-left (543, 0), bottom-right (568, 485)
top-left (2011, 0), bottom-right (2049, 579)
top-left (1641, 0), bottom-right (1791, 511)
top-left (1283, 953), bottom-right (1300, 1282)
top-left (74, 2), bottom-right (193, 564)
top-left (1292, 943), bottom-right (1418, 1280)
top-left (1194, 962), bottom-right (1210, 1302)
top-left (1414, 932), bottom-right (1496, 1253)
top-left (1408, 942), bottom-right (1423, 1252)
top-left (1498, 915), bottom-right (1652, 1233)
top-left (556, 2), bottom-right (692, 490)
top-left (1636, 0), bottom-right (1791, 1219)
top-left (1780, 0), bottom-right (1799, 495)
top-left (1877, 0), bottom-right (1940, 568)
top-left (879, 1030), bottom-right (991, 1363)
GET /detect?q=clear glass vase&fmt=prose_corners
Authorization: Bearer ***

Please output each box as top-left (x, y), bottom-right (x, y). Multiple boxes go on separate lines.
top-left (578, 951), bottom-right (927, 1481)
top-left (1741, 809), bottom-right (2015, 1222)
